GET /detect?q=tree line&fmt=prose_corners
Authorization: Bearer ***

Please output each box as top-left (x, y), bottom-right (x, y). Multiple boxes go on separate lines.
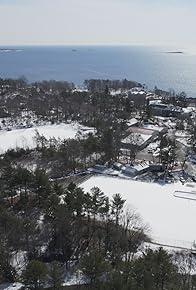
top-left (84, 79), bottom-right (142, 93)
top-left (0, 78), bottom-right (137, 126)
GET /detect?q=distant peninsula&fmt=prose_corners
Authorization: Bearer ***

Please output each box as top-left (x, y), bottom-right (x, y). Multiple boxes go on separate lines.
top-left (166, 51), bottom-right (184, 54)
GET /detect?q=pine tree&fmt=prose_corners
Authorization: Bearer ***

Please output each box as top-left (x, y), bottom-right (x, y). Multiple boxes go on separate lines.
top-left (90, 187), bottom-right (106, 223)
top-left (48, 261), bottom-right (64, 290)
top-left (132, 248), bottom-right (177, 290)
top-left (111, 194), bottom-right (126, 226)
top-left (33, 169), bottom-right (51, 206)
top-left (22, 260), bottom-right (48, 290)
top-left (80, 250), bottom-right (110, 285)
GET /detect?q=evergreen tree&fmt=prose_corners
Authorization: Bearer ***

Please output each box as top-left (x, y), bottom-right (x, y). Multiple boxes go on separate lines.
top-left (80, 250), bottom-right (110, 285)
top-left (132, 247), bottom-right (177, 290)
top-left (0, 242), bottom-right (16, 283)
top-left (22, 260), bottom-right (48, 290)
top-left (90, 187), bottom-right (106, 223)
top-left (111, 194), bottom-right (125, 226)
top-left (48, 261), bottom-right (64, 290)
top-left (33, 169), bottom-right (51, 206)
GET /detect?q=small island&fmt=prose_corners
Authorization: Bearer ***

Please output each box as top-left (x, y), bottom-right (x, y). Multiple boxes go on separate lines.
top-left (0, 48), bottom-right (22, 52)
top-left (166, 51), bottom-right (184, 54)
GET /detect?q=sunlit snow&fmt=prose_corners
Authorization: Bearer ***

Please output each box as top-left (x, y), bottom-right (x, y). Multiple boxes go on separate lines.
top-left (0, 123), bottom-right (94, 154)
top-left (81, 176), bottom-right (196, 249)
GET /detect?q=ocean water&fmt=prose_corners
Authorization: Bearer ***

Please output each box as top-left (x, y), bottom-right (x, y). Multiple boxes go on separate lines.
top-left (0, 45), bottom-right (196, 97)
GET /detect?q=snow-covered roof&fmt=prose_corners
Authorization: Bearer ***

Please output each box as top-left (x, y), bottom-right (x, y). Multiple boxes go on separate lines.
top-left (110, 89), bottom-right (123, 96)
top-left (150, 103), bottom-right (184, 113)
top-left (147, 141), bottom-right (160, 151)
top-left (113, 162), bottom-right (124, 169)
top-left (176, 138), bottom-right (191, 148)
top-left (126, 126), bottom-right (155, 136)
top-left (142, 124), bottom-right (165, 132)
top-left (157, 119), bottom-right (177, 129)
top-left (131, 90), bottom-right (146, 95)
top-left (122, 166), bottom-right (137, 175)
top-left (122, 133), bottom-right (152, 146)
top-left (175, 130), bottom-right (188, 138)
top-left (126, 118), bottom-right (138, 127)
top-left (133, 163), bottom-right (150, 172)
top-left (149, 99), bottom-right (162, 106)
top-left (183, 107), bottom-right (195, 113)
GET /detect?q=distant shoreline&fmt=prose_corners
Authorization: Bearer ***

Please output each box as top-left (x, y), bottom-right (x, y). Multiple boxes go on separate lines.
top-left (0, 46), bottom-right (195, 97)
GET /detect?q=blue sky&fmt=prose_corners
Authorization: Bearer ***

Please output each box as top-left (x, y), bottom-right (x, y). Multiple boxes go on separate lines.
top-left (0, 0), bottom-right (195, 46)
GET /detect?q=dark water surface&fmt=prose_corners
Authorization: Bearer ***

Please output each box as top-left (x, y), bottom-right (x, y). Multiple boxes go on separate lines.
top-left (0, 45), bottom-right (196, 97)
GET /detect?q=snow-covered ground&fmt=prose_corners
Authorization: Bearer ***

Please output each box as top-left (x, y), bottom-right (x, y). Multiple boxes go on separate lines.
top-left (0, 283), bottom-right (23, 290)
top-left (81, 176), bottom-right (196, 249)
top-left (63, 271), bottom-right (87, 287)
top-left (174, 190), bottom-right (196, 201)
top-left (0, 123), bottom-right (95, 154)
top-left (10, 251), bottom-right (27, 275)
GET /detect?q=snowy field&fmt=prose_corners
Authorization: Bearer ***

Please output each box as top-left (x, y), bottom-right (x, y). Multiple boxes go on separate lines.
top-left (81, 176), bottom-right (196, 249)
top-left (0, 123), bottom-right (95, 154)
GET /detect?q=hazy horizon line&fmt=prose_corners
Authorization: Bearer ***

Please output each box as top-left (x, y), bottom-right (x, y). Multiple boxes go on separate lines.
top-left (0, 42), bottom-right (191, 48)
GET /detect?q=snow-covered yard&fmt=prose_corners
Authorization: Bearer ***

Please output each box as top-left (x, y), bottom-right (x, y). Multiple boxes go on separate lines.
top-left (0, 123), bottom-right (95, 154)
top-left (0, 283), bottom-right (23, 290)
top-left (81, 176), bottom-right (196, 249)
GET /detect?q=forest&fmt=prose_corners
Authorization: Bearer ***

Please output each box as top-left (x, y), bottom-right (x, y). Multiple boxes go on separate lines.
top-left (0, 161), bottom-right (196, 289)
top-left (0, 78), bottom-right (196, 289)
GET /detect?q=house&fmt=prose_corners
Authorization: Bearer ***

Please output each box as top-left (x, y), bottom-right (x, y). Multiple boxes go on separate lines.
top-left (142, 123), bottom-right (168, 134)
top-left (91, 164), bottom-right (108, 174)
top-left (122, 163), bottom-right (163, 177)
top-left (126, 118), bottom-right (138, 127)
top-left (128, 90), bottom-right (147, 109)
top-left (149, 103), bottom-right (191, 119)
top-left (122, 165), bottom-right (138, 177)
top-left (121, 127), bottom-right (158, 150)
top-left (113, 162), bottom-right (124, 171)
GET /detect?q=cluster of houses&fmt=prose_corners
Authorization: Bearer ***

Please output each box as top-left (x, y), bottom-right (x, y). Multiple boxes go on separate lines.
top-left (148, 101), bottom-right (192, 119)
top-left (121, 124), bottom-right (167, 151)
top-left (90, 162), bottom-right (163, 178)
top-left (91, 88), bottom-right (196, 179)
top-left (91, 116), bottom-right (167, 178)
top-left (112, 87), bottom-right (193, 119)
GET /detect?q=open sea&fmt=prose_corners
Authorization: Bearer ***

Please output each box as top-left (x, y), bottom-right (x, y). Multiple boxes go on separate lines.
top-left (0, 45), bottom-right (196, 97)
